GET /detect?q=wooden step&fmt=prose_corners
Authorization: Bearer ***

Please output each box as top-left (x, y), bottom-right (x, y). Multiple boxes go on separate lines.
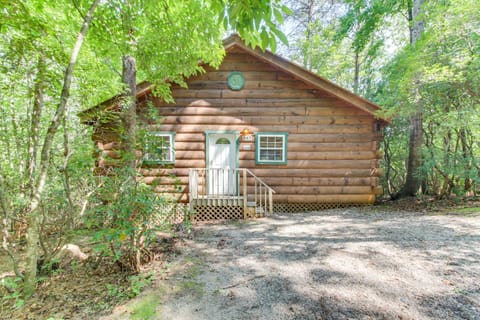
top-left (192, 197), bottom-right (243, 206)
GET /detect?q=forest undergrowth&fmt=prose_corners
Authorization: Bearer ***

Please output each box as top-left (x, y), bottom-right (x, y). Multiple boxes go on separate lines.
top-left (1, 197), bottom-right (478, 319)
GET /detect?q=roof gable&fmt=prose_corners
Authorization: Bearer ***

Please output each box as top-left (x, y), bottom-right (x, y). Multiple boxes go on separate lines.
top-left (80, 34), bottom-right (389, 124)
top-left (222, 34), bottom-right (386, 121)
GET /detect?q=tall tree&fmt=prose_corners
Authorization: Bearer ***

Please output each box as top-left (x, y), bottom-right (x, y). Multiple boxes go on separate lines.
top-left (283, 0), bottom-right (342, 69)
top-left (87, 0), bottom-right (290, 272)
top-left (376, 0), bottom-right (479, 197)
top-left (284, 0), bottom-right (390, 96)
top-left (329, 0), bottom-right (429, 196)
top-left (0, 0), bottom-right (91, 296)
top-left (400, 0), bottom-right (424, 196)
top-left (90, 0), bottom-right (290, 169)
top-left (1, 0), bottom-right (289, 295)
top-left (23, 0), bottom-right (101, 297)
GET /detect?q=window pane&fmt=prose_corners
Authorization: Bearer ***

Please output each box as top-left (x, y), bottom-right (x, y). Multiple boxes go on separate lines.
top-left (260, 150), bottom-right (282, 161)
top-left (157, 136), bottom-right (172, 161)
top-left (274, 136), bottom-right (283, 146)
top-left (258, 134), bottom-right (285, 162)
top-left (144, 133), bottom-right (174, 163)
top-left (156, 136), bottom-right (170, 161)
top-left (215, 138), bottom-right (230, 145)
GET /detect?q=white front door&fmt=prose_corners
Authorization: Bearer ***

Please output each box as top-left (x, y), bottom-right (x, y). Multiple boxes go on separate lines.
top-left (208, 133), bottom-right (237, 195)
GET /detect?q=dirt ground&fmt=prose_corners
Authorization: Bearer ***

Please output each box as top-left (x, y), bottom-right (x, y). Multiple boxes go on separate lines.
top-left (104, 205), bottom-right (480, 320)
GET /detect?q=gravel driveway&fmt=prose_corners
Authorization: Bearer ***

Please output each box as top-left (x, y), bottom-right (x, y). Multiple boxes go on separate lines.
top-left (111, 207), bottom-right (480, 319)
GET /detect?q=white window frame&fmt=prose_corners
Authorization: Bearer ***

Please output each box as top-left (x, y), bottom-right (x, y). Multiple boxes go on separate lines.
top-left (255, 132), bottom-right (288, 165)
top-left (143, 132), bottom-right (175, 164)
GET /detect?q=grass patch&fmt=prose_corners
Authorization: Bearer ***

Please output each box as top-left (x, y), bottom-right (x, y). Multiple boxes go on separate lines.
top-left (448, 207), bottom-right (480, 216)
top-left (180, 280), bottom-right (205, 297)
top-left (182, 256), bottom-right (204, 277)
top-left (129, 293), bottom-right (160, 320)
top-left (175, 256), bottom-right (205, 297)
top-left (428, 205), bottom-right (480, 216)
top-left (184, 262), bottom-right (201, 278)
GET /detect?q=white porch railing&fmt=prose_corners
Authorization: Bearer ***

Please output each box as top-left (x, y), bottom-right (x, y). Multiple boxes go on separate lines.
top-left (189, 168), bottom-right (275, 217)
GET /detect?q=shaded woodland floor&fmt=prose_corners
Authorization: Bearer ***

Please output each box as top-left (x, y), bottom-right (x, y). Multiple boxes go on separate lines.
top-left (106, 199), bottom-right (480, 320)
top-left (1, 198), bottom-right (480, 319)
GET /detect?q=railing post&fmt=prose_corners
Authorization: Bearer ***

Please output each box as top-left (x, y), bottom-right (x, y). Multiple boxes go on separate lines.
top-left (189, 169), bottom-right (199, 209)
top-left (236, 169), bottom-right (240, 197)
top-left (201, 169), bottom-right (205, 197)
top-left (243, 169), bottom-right (247, 219)
top-left (268, 190), bottom-right (273, 216)
top-left (189, 169), bottom-right (198, 199)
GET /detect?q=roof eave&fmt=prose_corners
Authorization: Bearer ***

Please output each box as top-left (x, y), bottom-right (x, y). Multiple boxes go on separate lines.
top-left (78, 81), bottom-right (153, 124)
top-left (80, 34), bottom-right (390, 125)
top-left (223, 34), bottom-right (389, 123)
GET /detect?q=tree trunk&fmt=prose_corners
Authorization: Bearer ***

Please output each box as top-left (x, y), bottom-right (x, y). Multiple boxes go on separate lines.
top-left (302, 0), bottom-right (315, 70)
top-left (8, 102), bottom-right (19, 172)
top-left (120, 55), bottom-right (138, 270)
top-left (62, 114), bottom-right (75, 228)
top-left (121, 55), bottom-right (137, 173)
top-left (458, 128), bottom-right (473, 192)
top-left (399, 0), bottom-right (424, 197)
top-left (25, 58), bottom-right (45, 194)
top-left (23, 0), bottom-right (100, 298)
top-left (407, 0), bottom-right (414, 45)
top-left (410, 0), bottom-right (425, 45)
top-left (353, 50), bottom-right (360, 94)
top-left (0, 168), bottom-right (22, 278)
top-left (402, 112), bottom-right (423, 196)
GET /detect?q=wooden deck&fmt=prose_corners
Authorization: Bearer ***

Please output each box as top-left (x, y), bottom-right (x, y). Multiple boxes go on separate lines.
top-left (189, 168), bottom-right (274, 220)
top-left (190, 195), bottom-right (243, 207)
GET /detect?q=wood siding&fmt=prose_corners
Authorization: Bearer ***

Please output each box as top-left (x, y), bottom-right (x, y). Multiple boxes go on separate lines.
top-left (93, 47), bottom-right (383, 205)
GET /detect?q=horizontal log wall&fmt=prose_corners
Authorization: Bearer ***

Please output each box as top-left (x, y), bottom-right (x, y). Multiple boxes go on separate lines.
top-left (94, 48), bottom-right (383, 205)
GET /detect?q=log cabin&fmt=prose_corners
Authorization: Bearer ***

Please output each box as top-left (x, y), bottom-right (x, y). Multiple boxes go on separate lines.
top-left (80, 34), bottom-right (389, 221)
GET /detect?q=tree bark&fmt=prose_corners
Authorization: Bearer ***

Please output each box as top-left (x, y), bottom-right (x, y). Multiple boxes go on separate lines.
top-left (0, 168), bottom-right (22, 278)
top-left (410, 0), bottom-right (425, 45)
top-left (303, 0), bottom-right (315, 70)
top-left (407, 0), bottom-right (414, 45)
top-left (25, 58), bottom-right (45, 194)
top-left (120, 55), bottom-right (138, 270)
top-left (400, 0), bottom-right (424, 197)
top-left (458, 128), bottom-right (473, 192)
top-left (353, 50), bottom-right (360, 94)
top-left (121, 55), bottom-right (137, 173)
top-left (23, 0), bottom-right (100, 298)
top-left (62, 114), bottom-right (75, 228)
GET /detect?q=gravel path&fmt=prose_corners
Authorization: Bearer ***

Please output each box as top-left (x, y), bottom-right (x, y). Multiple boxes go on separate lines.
top-left (110, 208), bottom-right (480, 319)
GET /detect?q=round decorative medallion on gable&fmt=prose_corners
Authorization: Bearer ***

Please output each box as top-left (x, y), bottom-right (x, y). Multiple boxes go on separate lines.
top-left (227, 71), bottom-right (245, 91)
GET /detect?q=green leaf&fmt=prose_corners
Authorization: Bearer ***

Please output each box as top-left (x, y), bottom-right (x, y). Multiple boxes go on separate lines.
top-left (16, 299), bottom-right (25, 308)
top-left (260, 28), bottom-right (269, 50)
top-left (273, 8), bottom-right (284, 24)
top-left (269, 35), bottom-right (277, 52)
top-left (281, 5), bottom-right (294, 16)
top-left (272, 27), bottom-right (288, 46)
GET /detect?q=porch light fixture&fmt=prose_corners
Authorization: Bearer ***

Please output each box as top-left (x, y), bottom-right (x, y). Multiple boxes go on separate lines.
top-left (240, 128), bottom-right (253, 136)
